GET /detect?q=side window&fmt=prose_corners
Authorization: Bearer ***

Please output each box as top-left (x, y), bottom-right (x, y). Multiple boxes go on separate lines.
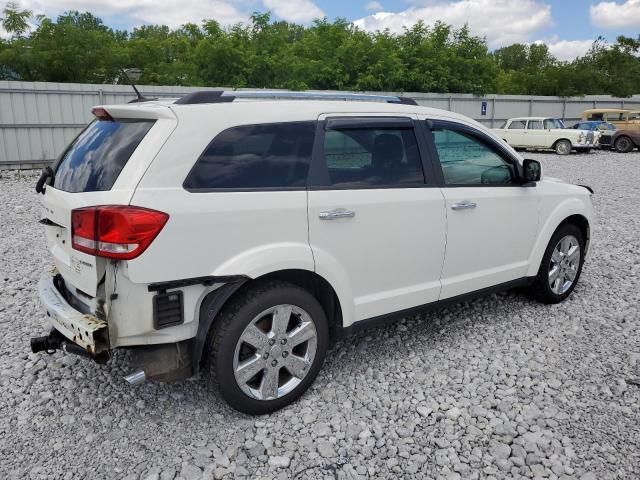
top-left (432, 127), bottom-right (517, 186)
top-left (543, 119), bottom-right (557, 129)
top-left (588, 113), bottom-right (604, 121)
top-left (322, 127), bottom-right (424, 187)
top-left (508, 120), bottom-right (526, 129)
top-left (184, 122), bottom-right (315, 190)
top-left (527, 120), bottom-right (543, 130)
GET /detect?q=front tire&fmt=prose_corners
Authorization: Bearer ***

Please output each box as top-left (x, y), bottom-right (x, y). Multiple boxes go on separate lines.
top-left (615, 136), bottom-right (634, 153)
top-left (203, 281), bottom-right (328, 414)
top-left (554, 139), bottom-right (572, 155)
top-left (528, 223), bottom-right (585, 304)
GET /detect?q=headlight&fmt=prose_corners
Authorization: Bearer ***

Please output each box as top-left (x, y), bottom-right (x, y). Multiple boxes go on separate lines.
top-left (578, 132), bottom-right (585, 143)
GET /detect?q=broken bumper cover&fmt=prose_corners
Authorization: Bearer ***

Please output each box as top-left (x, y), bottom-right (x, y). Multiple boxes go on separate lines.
top-left (38, 273), bottom-right (110, 356)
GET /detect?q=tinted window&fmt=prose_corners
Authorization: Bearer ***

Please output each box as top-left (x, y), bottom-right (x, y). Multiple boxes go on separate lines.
top-left (184, 122), bottom-right (315, 190)
top-left (323, 127), bottom-right (424, 187)
top-left (508, 120), bottom-right (526, 129)
top-left (432, 128), bottom-right (516, 185)
top-left (527, 120), bottom-right (543, 130)
top-left (54, 119), bottom-right (154, 193)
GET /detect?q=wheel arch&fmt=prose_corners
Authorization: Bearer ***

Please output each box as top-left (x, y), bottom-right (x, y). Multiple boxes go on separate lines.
top-left (192, 269), bottom-right (344, 373)
top-left (552, 137), bottom-right (573, 149)
top-left (526, 203), bottom-right (591, 278)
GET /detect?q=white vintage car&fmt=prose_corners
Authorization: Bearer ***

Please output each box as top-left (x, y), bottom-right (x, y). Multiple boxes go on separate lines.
top-left (493, 117), bottom-right (599, 155)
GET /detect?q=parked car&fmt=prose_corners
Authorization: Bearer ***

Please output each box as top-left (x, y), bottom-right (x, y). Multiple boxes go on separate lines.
top-left (31, 91), bottom-right (594, 414)
top-left (582, 109), bottom-right (640, 131)
top-left (610, 129), bottom-right (640, 153)
top-left (571, 121), bottom-right (617, 148)
top-left (493, 117), bottom-right (598, 155)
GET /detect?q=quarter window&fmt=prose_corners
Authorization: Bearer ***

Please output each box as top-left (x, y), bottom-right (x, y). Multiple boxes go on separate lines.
top-left (322, 127), bottom-right (424, 187)
top-left (184, 122), bottom-right (315, 190)
top-left (432, 128), bottom-right (517, 185)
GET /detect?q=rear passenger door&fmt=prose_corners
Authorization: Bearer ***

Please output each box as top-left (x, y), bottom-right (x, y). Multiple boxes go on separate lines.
top-left (523, 119), bottom-right (546, 147)
top-left (307, 115), bottom-right (446, 326)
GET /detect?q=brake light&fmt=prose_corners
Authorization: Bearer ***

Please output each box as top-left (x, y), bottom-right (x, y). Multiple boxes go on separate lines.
top-left (71, 206), bottom-right (168, 260)
top-left (91, 107), bottom-right (114, 121)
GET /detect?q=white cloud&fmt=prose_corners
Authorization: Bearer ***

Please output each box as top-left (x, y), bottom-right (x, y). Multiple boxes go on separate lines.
top-left (353, 0), bottom-right (553, 48)
top-left (365, 1), bottom-right (384, 12)
top-left (590, 0), bottom-right (640, 28)
top-left (13, 0), bottom-right (249, 28)
top-left (262, 0), bottom-right (325, 22)
top-left (538, 39), bottom-right (595, 61)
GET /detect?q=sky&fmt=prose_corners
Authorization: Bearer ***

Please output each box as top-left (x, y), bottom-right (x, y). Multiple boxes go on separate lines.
top-left (3, 0), bottom-right (640, 60)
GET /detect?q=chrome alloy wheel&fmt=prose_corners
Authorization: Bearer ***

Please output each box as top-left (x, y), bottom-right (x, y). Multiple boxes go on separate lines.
top-left (233, 305), bottom-right (318, 400)
top-left (556, 140), bottom-right (571, 155)
top-left (548, 234), bottom-right (580, 295)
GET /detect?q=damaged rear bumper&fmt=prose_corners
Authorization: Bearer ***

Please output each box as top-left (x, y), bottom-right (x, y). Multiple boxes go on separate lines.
top-left (37, 272), bottom-right (110, 357)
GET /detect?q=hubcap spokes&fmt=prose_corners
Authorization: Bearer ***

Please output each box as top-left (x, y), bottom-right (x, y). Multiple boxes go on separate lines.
top-left (548, 234), bottom-right (580, 295)
top-left (233, 305), bottom-right (317, 401)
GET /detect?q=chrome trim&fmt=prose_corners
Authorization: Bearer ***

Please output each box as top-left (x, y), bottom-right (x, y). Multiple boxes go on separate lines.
top-left (451, 201), bottom-right (477, 210)
top-left (319, 208), bottom-right (356, 220)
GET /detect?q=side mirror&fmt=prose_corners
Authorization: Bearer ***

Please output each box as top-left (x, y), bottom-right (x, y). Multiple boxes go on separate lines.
top-left (523, 159), bottom-right (541, 184)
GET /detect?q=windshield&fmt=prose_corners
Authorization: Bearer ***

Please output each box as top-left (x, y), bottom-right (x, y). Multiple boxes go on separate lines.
top-left (53, 119), bottom-right (155, 193)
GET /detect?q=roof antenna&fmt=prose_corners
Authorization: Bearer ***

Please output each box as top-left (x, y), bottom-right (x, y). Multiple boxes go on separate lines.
top-left (119, 68), bottom-right (156, 103)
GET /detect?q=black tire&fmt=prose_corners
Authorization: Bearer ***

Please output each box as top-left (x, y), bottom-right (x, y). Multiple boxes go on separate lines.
top-left (203, 280), bottom-right (328, 414)
top-left (528, 223), bottom-right (585, 304)
top-left (614, 136), bottom-right (634, 153)
top-left (554, 139), bottom-right (572, 155)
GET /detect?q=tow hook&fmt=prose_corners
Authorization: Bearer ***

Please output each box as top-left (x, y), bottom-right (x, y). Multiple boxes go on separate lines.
top-left (30, 330), bottom-right (90, 358)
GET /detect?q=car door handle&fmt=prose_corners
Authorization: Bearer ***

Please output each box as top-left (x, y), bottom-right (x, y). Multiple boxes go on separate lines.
top-left (451, 201), bottom-right (477, 210)
top-left (319, 208), bottom-right (356, 220)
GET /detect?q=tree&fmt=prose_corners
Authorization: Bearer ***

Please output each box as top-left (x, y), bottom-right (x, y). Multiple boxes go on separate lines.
top-left (1, 2), bottom-right (31, 37)
top-left (0, 6), bottom-right (638, 96)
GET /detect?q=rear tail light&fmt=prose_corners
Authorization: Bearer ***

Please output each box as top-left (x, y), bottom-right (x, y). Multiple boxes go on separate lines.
top-left (72, 206), bottom-right (168, 260)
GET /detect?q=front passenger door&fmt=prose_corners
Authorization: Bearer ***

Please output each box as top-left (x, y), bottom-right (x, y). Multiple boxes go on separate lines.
top-left (427, 121), bottom-right (540, 299)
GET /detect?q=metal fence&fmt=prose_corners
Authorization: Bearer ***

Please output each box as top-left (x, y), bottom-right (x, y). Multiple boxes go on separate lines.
top-left (2, 80), bottom-right (639, 169)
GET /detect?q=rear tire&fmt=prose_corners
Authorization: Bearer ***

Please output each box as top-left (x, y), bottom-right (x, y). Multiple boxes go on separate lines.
top-left (528, 223), bottom-right (585, 304)
top-left (203, 280), bottom-right (328, 414)
top-left (615, 136), bottom-right (634, 153)
top-left (554, 139), bottom-right (572, 155)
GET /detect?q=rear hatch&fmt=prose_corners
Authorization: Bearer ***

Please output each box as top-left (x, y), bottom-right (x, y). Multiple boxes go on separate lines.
top-left (40, 104), bottom-right (176, 302)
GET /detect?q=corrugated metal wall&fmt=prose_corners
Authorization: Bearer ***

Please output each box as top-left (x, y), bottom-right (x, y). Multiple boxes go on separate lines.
top-left (1, 81), bottom-right (639, 168)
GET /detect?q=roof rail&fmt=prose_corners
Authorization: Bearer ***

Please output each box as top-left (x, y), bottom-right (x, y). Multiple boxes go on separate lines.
top-left (174, 90), bottom-right (418, 106)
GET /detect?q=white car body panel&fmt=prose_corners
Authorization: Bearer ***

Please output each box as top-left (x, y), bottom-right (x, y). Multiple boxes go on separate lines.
top-left (308, 187), bottom-right (447, 326)
top-left (438, 186), bottom-right (540, 299)
top-left (37, 99), bottom-right (594, 350)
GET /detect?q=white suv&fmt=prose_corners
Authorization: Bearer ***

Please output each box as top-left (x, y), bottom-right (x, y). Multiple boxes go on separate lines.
top-left (31, 91), bottom-right (594, 414)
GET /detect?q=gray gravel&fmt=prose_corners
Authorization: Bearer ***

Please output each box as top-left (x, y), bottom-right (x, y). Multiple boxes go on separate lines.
top-left (1, 150), bottom-right (639, 480)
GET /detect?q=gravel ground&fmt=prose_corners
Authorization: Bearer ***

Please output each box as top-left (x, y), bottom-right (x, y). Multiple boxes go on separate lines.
top-left (1, 149), bottom-right (639, 480)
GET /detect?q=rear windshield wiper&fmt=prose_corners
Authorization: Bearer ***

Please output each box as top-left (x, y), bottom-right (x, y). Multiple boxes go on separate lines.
top-left (35, 166), bottom-right (54, 194)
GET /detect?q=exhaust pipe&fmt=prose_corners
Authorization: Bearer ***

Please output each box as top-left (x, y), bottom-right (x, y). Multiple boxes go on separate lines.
top-left (124, 370), bottom-right (146, 385)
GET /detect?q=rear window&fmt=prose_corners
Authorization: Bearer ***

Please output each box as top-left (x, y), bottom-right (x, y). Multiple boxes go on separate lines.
top-left (53, 119), bottom-right (154, 193)
top-left (184, 122), bottom-right (316, 191)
